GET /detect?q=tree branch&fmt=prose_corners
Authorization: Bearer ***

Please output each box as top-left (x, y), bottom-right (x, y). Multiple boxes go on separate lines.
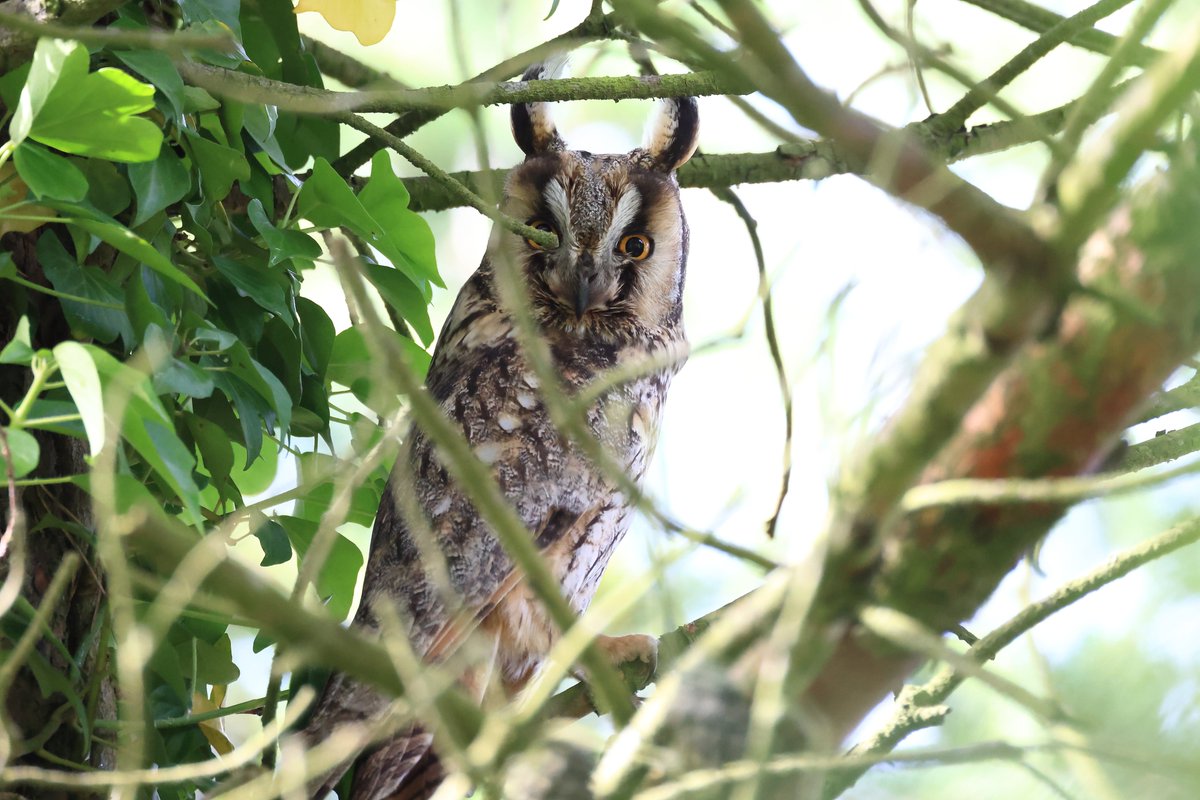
top-left (179, 62), bottom-right (747, 117)
top-left (0, 0), bottom-right (126, 73)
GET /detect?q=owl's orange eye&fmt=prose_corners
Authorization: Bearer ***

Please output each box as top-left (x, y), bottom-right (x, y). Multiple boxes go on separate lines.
top-left (618, 233), bottom-right (653, 261)
top-left (525, 219), bottom-right (557, 249)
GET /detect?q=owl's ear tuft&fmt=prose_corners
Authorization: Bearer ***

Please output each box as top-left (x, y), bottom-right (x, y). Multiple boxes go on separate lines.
top-left (512, 58), bottom-right (568, 157)
top-left (644, 96), bottom-right (700, 173)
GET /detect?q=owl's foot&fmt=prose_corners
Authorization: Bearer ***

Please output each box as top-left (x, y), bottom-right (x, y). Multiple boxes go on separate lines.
top-left (596, 633), bottom-right (658, 691)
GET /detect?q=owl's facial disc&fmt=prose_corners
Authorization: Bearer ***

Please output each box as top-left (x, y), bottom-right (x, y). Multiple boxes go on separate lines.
top-left (529, 173), bottom-right (652, 321)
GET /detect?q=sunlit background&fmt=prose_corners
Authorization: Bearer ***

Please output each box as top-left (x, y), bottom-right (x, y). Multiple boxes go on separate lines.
top-left (225, 2), bottom-right (1200, 797)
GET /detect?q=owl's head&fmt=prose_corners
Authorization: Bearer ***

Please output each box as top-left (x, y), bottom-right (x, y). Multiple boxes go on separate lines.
top-left (490, 63), bottom-right (699, 338)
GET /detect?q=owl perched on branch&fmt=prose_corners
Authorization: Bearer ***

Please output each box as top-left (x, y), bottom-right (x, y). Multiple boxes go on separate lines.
top-left (304, 62), bottom-right (700, 800)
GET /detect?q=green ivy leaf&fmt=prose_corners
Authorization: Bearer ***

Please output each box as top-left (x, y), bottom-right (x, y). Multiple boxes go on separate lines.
top-left (194, 634), bottom-right (241, 685)
top-left (0, 427), bottom-right (40, 478)
top-left (114, 49), bottom-right (187, 120)
top-left (246, 199), bottom-right (321, 267)
top-left (0, 313), bottom-right (34, 365)
top-left (128, 148), bottom-right (191, 227)
top-left (225, 341), bottom-right (291, 434)
top-left (251, 516), bottom-right (292, 567)
top-left (49, 202), bottom-right (207, 300)
top-left (296, 157), bottom-right (444, 287)
top-left (185, 131), bottom-right (250, 203)
top-left (210, 370), bottom-right (271, 465)
top-left (358, 151), bottom-right (440, 287)
top-left (126, 269), bottom-right (175, 343)
top-left (153, 358), bottom-right (216, 399)
top-left (37, 232), bottom-right (133, 344)
top-left (278, 515), bottom-right (365, 621)
top-left (10, 38), bottom-right (74, 145)
top-left (365, 263), bottom-right (435, 346)
top-left (296, 297), bottom-right (335, 378)
top-left (212, 254), bottom-right (291, 320)
top-left (16, 40), bottom-right (162, 162)
top-left (13, 141), bottom-right (88, 201)
top-left (77, 158), bottom-right (132, 217)
top-left (185, 414), bottom-right (236, 507)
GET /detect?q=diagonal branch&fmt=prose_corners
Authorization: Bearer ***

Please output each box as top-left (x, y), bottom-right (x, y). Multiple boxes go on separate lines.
top-left (957, 0), bottom-right (1162, 66)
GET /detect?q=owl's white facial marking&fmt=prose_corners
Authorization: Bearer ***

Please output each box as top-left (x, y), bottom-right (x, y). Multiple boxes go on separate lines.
top-left (604, 188), bottom-right (642, 253)
top-left (544, 180), bottom-right (572, 245)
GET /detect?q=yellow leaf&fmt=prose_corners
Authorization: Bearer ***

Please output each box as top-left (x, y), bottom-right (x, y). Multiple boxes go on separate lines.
top-left (193, 687), bottom-right (236, 756)
top-left (294, 0), bottom-right (397, 46)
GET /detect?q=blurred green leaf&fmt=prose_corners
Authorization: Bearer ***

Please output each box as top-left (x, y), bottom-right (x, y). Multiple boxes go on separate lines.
top-left (329, 326), bottom-right (431, 409)
top-left (194, 634), bottom-right (240, 685)
top-left (53, 340), bottom-right (105, 456)
top-left (87, 346), bottom-right (202, 519)
top-left (0, 427), bottom-right (40, 478)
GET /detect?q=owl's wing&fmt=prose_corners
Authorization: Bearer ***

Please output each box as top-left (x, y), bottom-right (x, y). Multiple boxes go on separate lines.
top-left (348, 724), bottom-right (440, 800)
top-left (421, 504), bottom-right (596, 662)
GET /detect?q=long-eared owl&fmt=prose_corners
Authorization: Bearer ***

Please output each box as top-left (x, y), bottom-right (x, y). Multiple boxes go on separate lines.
top-left (304, 62), bottom-right (699, 800)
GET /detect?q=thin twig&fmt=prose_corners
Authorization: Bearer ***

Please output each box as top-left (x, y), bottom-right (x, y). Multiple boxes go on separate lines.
top-left (901, 455), bottom-right (1200, 511)
top-left (1040, 0), bottom-right (1176, 194)
top-left (710, 187), bottom-right (793, 539)
top-left (956, 0), bottom-right (1161, 66)
top-left (928, 0), bottom-right (1137, 136)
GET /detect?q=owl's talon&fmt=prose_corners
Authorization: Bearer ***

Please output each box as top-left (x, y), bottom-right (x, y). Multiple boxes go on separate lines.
top-left (597, 633), bottom-right (659, 691)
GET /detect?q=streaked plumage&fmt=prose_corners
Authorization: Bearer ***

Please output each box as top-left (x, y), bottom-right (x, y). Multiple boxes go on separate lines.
top-left (304, 62), bottom-right (699, 800)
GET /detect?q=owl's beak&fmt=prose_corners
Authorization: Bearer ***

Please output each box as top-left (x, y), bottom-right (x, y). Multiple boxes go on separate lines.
top-left (574, 280), bottom-right (590, 319)
top-left (569, 251), bottom-right (596, 319)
